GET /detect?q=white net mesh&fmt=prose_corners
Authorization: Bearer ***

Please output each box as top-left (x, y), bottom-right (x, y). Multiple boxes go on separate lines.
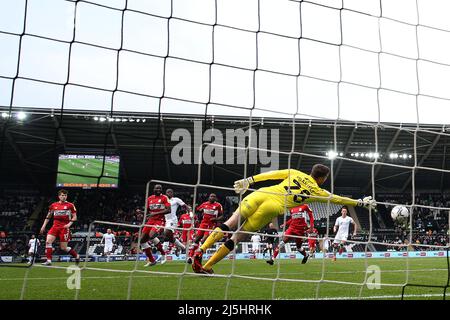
top-left (0, 0), bottom-right (449, 300)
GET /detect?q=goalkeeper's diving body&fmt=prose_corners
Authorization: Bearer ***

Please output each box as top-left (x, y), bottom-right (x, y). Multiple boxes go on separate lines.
top-left (192, 164), bottom-right (376, 274)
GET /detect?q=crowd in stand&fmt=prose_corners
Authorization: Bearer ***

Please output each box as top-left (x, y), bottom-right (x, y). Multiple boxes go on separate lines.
top-left (68, 190), bottom-right (237, 233)
top-left (413, 194), bottom-right (450, 233)
top-left (1, 190), bottom-right (449, 256)
top-left (376, 193), bottom-right (449, 249)
top-left (0, 195), bottom-right (41, 235)
top-left (412, 232), bottom-right (449, 249)
top-left (380, 231), bottom-right (449, 251)
top-left (0, 235), bottom-right (27, 256)
top-left (0, 194), bottom-right (37, 255)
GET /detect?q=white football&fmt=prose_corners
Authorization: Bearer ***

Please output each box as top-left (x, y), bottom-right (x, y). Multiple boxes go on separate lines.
top-left (391, 205), bottom-right (409, 221)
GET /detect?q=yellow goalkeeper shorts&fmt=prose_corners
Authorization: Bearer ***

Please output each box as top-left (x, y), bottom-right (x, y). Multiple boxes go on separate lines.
top-left (237, 187), bottom-right (286, 232)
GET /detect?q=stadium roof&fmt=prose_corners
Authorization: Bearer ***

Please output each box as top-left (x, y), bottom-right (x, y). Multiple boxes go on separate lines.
top-left (1, 109), bottom-right (449, 195)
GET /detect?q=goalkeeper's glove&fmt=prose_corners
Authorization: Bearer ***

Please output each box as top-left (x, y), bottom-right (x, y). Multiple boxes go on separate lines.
top-left (357, 196), bottom-right (377, 210)
top-left (233, 177), bottom-right (255, 194)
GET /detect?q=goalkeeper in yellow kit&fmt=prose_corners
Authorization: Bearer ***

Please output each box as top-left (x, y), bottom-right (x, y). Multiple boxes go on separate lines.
top-left (192, 164), bottom-right (377, 274)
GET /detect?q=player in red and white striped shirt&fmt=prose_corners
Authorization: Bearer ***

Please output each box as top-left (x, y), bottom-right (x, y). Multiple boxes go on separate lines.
top-left (267, 204), bottom-right (314, 265)
top-left (178, 211), bottom-right (197, 247)
top-left (307, 227), bottom-right (319, 258)
top-left (188, 194), bottom-right (223, 264)
top-left (140, 184), bottom-right (171, 266)
top-left (39, 189), bottom-right (80, 266)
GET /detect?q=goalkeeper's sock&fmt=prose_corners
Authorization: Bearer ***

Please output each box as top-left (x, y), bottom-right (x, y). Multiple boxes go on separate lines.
top-left (45, 245), bottom-right (53, 261)
top-left (200, 224), bottom-right (229, 252)
top-left (203, 239), bottom-right (234, 270)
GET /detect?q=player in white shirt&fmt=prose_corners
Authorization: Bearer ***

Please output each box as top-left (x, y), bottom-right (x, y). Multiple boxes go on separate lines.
top-left (164, 189), bottom-right (191, 263)
top-left (322, 235), bottom-right (331, 254)
top-left (332, 206), bottom-right (357, 261)
top-left (250, 233), bottom-right (262, 254)
top-left (27, 234), bottom-right (40, 265)
top-left (101, 229), bottom-right (116, 262)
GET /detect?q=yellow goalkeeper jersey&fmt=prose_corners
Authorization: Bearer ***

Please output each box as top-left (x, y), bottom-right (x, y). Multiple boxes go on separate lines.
top-left (252, 169), bottom-right (358, 209)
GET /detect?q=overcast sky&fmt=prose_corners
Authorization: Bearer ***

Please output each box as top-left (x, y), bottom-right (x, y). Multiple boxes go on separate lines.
top-left (1, 0), bottom-right (450, 124)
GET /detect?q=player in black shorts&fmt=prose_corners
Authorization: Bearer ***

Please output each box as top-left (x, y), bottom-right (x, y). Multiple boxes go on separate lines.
top-left (262, 223), bottom-right (278, 264)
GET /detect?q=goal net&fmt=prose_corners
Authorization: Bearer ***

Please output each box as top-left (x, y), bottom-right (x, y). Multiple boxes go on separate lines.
top-left (0, 0), bottom-right (449, 300)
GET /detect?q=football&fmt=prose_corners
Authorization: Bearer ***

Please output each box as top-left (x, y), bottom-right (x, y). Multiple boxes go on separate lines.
top-left (391, 205), bottom-right (410, 221)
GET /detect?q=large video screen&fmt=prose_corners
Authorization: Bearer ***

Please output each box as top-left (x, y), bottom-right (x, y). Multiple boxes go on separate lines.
top-left (56, 155), bottom-right (119, 188)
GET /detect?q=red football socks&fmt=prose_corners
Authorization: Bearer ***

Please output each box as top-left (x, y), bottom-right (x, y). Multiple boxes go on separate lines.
top-left (189, 243), bottom-right (199, 257)
top-left (156, 243), bottom-right (165, 255)
top-left (273, 248), bottom-right (279, 259)
top-left (68, 249), bottom-right (78, 258)
top-left (45, 247), bottom-right (52, 261)
top-left (143, 248), bottom-right (155, 262)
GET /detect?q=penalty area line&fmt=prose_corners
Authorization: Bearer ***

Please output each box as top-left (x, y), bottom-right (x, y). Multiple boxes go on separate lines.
top-left (295, 293), bottom-right (447, 300)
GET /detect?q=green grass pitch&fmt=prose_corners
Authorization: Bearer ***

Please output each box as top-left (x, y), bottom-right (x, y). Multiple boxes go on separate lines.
top-left (1, 258), bottom-right (448, 300)
top-left (57, 158), bottom-right (119, 186)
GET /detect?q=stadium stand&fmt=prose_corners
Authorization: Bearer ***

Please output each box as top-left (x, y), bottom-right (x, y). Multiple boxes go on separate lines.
top-left (1, 191), bottom-right (448, 259)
